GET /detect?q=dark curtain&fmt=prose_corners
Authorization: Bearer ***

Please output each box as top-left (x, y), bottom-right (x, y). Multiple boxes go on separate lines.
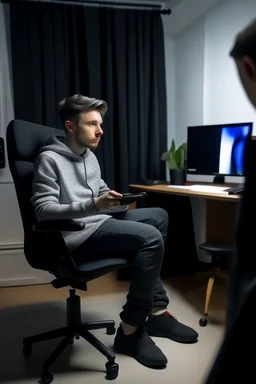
top-left (9, 1), bottom-right (167, 191)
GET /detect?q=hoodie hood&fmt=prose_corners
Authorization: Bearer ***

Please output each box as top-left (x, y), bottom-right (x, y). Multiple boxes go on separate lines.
top-left (39, 135), bottom-right (90, 161)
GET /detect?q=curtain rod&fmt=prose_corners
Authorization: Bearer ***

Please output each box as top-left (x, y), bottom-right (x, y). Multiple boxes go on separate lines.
top-left (1, 0), bottom-right (171, 14)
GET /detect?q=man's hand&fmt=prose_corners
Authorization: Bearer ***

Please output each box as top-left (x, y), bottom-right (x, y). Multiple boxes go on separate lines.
top-left (95, 190), bottom-right (123, 211)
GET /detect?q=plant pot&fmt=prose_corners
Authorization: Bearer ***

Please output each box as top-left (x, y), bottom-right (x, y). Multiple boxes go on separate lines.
top-left (170, 169), bottom-right (186, 185)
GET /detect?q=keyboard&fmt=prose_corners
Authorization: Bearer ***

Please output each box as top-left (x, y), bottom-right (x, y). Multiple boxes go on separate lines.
top-left (168, 184), bottom-right (243, 194)
top-left (189, 185), bottom-right (227, 193)
top-left (168, 184), bottom-right (228, 193)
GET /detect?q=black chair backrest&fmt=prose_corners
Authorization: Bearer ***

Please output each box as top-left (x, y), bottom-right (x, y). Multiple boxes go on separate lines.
top-left (6, 119), bottom-right (65, 270)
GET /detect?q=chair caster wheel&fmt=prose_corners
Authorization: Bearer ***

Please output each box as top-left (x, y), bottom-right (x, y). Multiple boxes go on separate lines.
top-left (199, 317), bottom-right (208, 327)
top-left (70, 334), bottom-right (79, 343)
top-left (105, 361), bottom-right (119, 380)
top-left (106, 327), bottom-right (116, 335)
top-left (41, 370), bottom-right (54, 384)
top-left (22, 343), bottom-right (32, 357)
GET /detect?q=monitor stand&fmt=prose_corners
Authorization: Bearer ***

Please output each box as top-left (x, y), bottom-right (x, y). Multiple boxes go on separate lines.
top-left (213, 175), bottom-right (225, 184)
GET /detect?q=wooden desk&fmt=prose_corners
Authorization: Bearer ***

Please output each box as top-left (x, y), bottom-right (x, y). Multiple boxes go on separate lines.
top-left (129, 184), bottom-right (240, 243)
top-left (130, 184), bottom-right (239, 202)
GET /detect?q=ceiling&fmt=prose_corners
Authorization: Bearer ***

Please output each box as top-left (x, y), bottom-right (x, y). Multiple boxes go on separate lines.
top-left (73, 0), bottom-right (225, 37)
top-left (164, 0), bottom-right (226, 37)
top-left (98, 0), bottom-right (226, 37)
top-left (101, 0), bottom-right (225, 37)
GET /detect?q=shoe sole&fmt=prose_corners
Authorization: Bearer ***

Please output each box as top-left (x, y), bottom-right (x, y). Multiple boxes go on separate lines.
top-left (145, 328), bottom-right (198, 344)
top-left (114, 346), bottom-right (167, 368)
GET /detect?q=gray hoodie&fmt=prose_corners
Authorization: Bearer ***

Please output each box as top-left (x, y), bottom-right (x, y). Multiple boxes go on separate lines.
top-left (31, 136), bottom-right (127, 251)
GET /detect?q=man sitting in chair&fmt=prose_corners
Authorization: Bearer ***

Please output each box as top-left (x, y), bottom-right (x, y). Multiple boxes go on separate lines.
top-left (31, 94), bottom-right (198, 369)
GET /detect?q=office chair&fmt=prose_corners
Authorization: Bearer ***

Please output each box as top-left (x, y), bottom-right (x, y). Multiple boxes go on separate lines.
top-left (6, 119), bottom-right (133, 384)
top-left (198, 242), bottom-right (235, 326)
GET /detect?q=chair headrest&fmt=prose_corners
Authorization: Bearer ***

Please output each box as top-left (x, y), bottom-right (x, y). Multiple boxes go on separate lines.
top-left (6, 119), bottom-right (65, 163)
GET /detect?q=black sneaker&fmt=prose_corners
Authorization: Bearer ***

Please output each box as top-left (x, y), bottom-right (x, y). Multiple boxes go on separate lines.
top-left (145, 311), bottom-right (198, 343)
top-left (113, 325), bottom-right (167, 368)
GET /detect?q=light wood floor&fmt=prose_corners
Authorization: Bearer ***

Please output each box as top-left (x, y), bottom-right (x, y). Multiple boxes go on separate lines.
top-left (0, 271), bottom-right (228, 325)
top-left (0, 272), bottom-right (129, 309)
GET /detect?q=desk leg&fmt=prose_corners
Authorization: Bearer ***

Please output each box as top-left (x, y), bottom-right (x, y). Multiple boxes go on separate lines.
top-left (206, 200), bottom-right (238, 243)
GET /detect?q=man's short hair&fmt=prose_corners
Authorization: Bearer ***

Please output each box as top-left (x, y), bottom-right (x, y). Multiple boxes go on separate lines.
top-left (230, 19), bottom-right (256, 64)
top-left (58, 94), bottom-right (108, 127)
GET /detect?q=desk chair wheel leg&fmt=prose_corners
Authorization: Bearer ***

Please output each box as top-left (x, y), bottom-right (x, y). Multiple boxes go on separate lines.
top-left (41, 370), bottom-right (53, 384)
top-left (79, 327), bottom-right (119, 379)
top-left (41, 333), bottom-right (74, 383)
top-left (70, 333), bottom-right (79, 344)
top-left (106, 361), bottom-right (119, 380)
top-left (106, 326), bottom-right (116, 335)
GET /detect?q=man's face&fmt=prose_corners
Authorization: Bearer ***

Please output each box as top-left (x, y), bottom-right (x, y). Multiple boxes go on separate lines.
top-left (66, 110), bottom-right (104, 150)
top-left (235, 57), bottom-right (256, 108)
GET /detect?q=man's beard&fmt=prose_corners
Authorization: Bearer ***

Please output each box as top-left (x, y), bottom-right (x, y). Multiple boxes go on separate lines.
top-left (76, 137), bottom-right (99, 151)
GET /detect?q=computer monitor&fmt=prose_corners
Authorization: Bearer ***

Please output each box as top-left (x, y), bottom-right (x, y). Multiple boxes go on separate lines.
top-left (186, 122), bottom-right (253, 184)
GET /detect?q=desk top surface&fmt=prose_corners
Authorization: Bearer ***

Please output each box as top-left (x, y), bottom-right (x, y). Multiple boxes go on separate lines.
top-left (129, 183), bottom-right (240, 202)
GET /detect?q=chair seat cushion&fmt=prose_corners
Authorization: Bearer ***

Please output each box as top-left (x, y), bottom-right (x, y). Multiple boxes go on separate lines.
top-left (78, 258), bottom-right (130, 272)
top-left (55, 257), bottom-right (133, 283)
top-left (199, 242), bottom-right (235, 255)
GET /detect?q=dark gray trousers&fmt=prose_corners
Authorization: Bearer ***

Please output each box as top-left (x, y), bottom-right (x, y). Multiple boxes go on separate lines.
top-left (75, 207), bottom-right (169, 326)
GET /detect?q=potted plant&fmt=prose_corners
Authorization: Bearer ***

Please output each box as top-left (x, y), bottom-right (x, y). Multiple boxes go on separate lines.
top-left (161, 140), bottom-right (187, 185)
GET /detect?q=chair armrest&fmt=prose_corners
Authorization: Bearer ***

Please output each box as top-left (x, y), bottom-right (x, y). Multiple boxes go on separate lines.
top-left (33, 220), bottom-right (85, 232)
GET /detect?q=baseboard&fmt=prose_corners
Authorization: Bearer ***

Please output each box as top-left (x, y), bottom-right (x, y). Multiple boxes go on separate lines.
top-left (0, 242), bottom-right (23, 250)
top-left (0, 276), bottom-right (41, 287)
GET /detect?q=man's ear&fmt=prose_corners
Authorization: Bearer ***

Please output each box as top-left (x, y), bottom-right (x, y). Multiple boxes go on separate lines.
top-left (65, 120), bottom-right (74, 133)
top-left (243, 56), bottom-right (256, 80)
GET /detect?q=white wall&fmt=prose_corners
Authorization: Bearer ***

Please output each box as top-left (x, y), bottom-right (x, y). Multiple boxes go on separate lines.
top-left (0, 3), bottom-right (51, 285)
top-left (204, 0), bottom-right (256, 126)
top-left (162, 18), bottom-right (176, 178)
top-left (164, 35), bottom-right (176, 147)
top-left (0, 3), bottom-right (13, 182)
top-left (165, 0), bottom-right (256, 260)
top-left (0, 3), bottom-right (22, 243)
top-left (175, 19), bottom-right (205, 146)
top-left (173, 0), bottom-right (256, 143)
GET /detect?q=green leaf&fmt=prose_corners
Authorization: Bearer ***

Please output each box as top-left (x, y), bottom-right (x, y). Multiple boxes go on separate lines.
top-left (169, 156), bottom-right (177, 169)
top-left (161, 139), bottom-right (187, 170)
top-left (161, 151), bottom-right (170, 161)
top-left (177, 143), bottom-right (187, 152)
top-left (175, 143), bottom-right (186, 168)
top-left (170, 139), bottom-right (175, 156)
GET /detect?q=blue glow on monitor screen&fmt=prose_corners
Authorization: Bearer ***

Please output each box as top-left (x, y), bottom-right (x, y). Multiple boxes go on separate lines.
top-left (219, 125), bottom-right (251, 175)
top-left (186, 123), bottom-right (252, 176)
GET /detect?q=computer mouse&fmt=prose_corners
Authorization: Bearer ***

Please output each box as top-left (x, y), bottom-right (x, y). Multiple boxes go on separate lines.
top-left (143, 179), bottom-right (159, 185)
top-left (141, 179), bottom-right (165, 185)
